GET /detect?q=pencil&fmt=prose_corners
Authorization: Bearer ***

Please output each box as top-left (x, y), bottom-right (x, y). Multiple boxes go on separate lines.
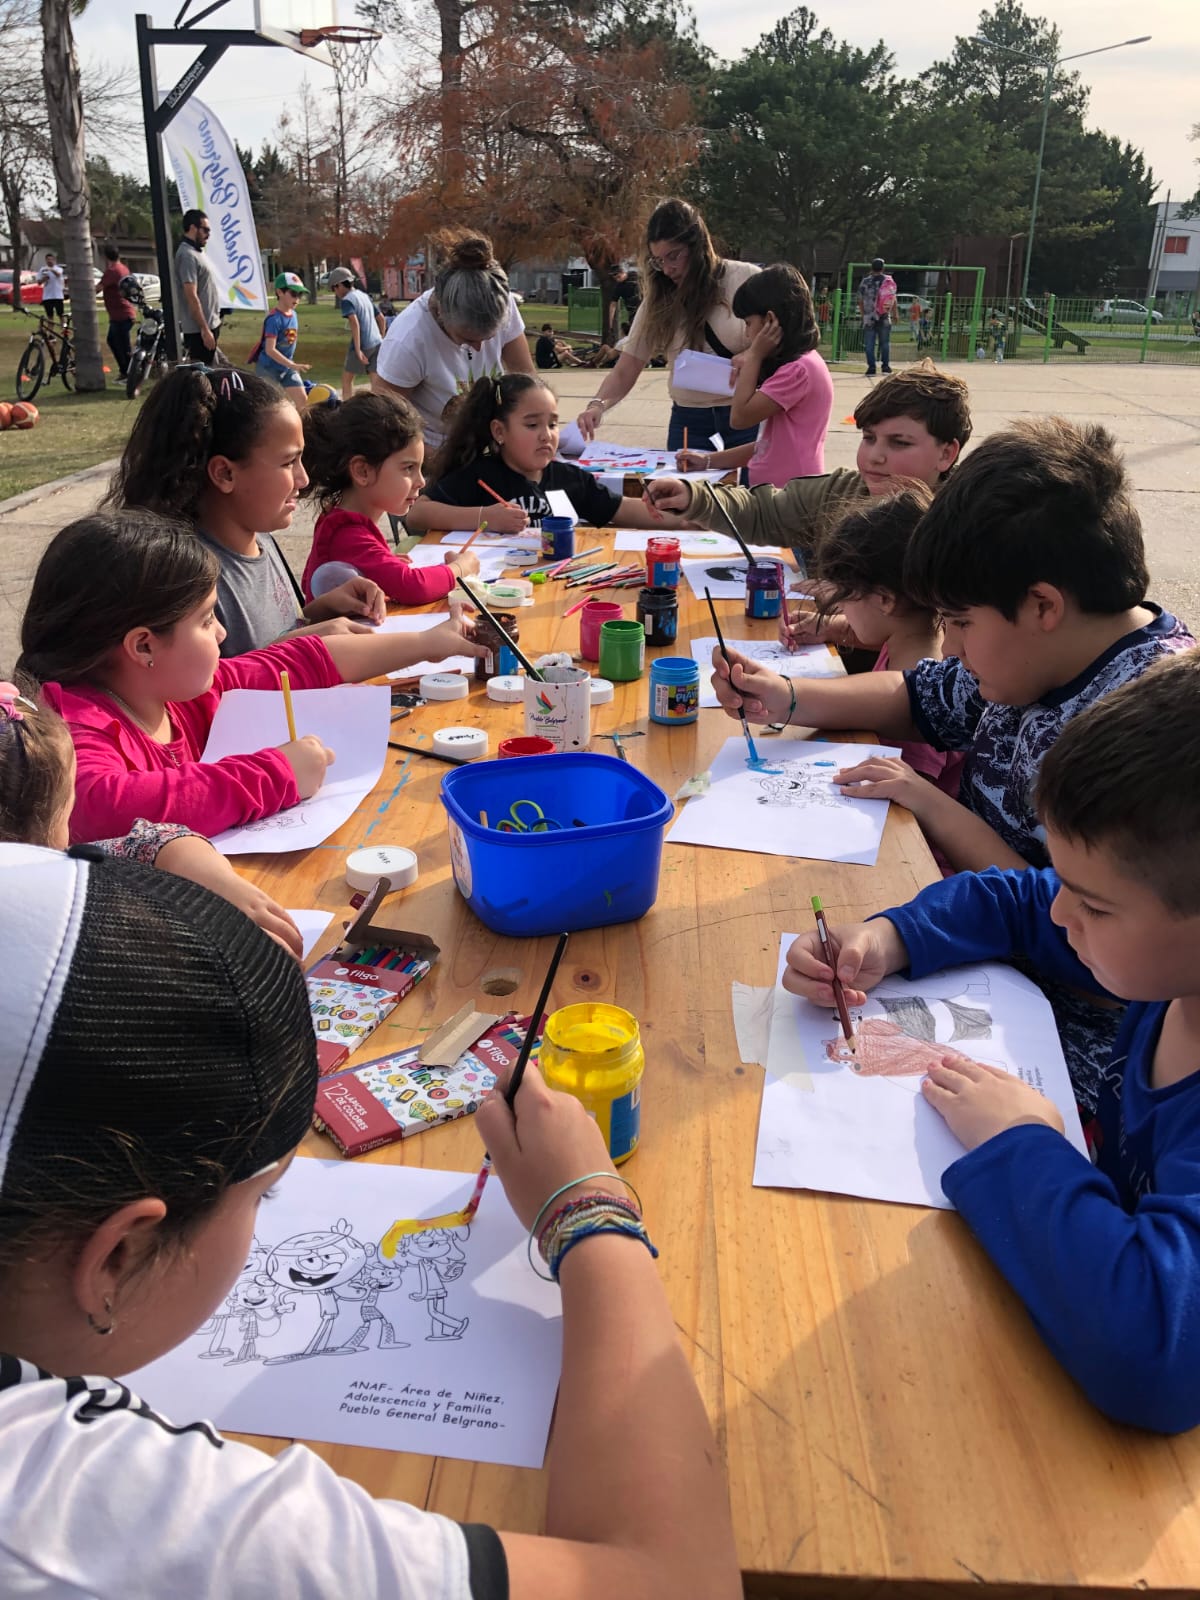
top-left (279, 669), bottom-right (297, 742)
top-left (461, 520), bottom-right (487, 552)
top-left (811, 894), bottom-right (856, 1048)
top-left (477, 478), bottom-right (519, 509)
top-left (682, 426), bottom-right (688, 456)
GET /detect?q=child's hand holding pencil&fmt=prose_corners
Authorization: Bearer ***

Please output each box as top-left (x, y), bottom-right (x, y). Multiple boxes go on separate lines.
top-left (782, 916), bottom-right (909, 1009)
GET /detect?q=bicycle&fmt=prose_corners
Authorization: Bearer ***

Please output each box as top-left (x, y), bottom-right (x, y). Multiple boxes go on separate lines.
top-left (15, 307), bottom-right (76, 401)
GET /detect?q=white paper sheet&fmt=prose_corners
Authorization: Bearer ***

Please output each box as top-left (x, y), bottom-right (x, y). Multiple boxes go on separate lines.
top-left (128, 1158), bottom-right (563, 1469)
top-left (613, 528), bottom-right (784, 557)
top-left (672, 346), bottom-right (736, 396)
top-left (369, 611), bottom-right (480, 680)
top-left (203, 685), bottom-right (389, 855)
top-left (544, 488), bottom-right (579, 521)
top-left (410, 545), bottom-right (514, 584)
top-left (438, 531), bottom-right (542, 550)
top-left (288, 908), bottom-right (335, 959)
top-left (682, 557), bottom-right (805, 602)
top-left (687, 635), bottom-right (845, 705)
top-left (667, 737), bottom-right (899, 865)
top-left (753, 939), bottom-right (1088, 1208)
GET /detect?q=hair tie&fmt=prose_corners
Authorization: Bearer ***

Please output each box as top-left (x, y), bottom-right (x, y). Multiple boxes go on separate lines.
top-left (0, 683), bottom-right (36, 723)
top-left (494, 379), bottom-right (503, 408)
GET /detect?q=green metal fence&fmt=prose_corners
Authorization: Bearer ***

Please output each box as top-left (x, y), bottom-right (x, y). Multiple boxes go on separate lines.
top-left (566, 286), bottom-right (602, 335)
top-left (826, 290), bottom-right (1200, 367)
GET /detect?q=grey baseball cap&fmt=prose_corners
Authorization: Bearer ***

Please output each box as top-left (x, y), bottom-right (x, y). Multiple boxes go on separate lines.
top-left (327, 267), bottom-right (355, 288)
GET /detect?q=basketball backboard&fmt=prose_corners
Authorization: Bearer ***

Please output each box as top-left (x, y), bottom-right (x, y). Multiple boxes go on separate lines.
top-left (253, 0), bottom-right (338, 66)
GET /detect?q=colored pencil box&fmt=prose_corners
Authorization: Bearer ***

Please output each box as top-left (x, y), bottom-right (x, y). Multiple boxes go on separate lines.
top-left (305, 879), bottom-right (441, 1075)
top-left (312, 1014), bottom-right (532, 1156)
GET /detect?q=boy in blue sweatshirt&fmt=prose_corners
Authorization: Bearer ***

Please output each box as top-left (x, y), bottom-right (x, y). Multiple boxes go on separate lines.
top-left (712, 417), bottom-right (1193, 1111)
top-left (783, 651), bottom-right (1200, 1434)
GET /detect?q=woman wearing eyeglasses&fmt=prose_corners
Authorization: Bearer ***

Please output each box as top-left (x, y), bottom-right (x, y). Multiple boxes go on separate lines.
top-left (576, 198), bottom-right (759, 451)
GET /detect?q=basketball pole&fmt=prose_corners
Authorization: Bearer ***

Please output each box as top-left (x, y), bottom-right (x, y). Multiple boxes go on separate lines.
top-left (135, 8), bottom-right (297, 363)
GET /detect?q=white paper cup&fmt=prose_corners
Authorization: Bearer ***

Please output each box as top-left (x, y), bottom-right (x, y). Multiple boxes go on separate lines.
top-left (523, 665), bottom-right (592, 752)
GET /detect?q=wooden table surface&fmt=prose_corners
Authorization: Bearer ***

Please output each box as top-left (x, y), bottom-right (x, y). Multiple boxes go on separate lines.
top-left (236, 532), bottom-right (1200, 1598)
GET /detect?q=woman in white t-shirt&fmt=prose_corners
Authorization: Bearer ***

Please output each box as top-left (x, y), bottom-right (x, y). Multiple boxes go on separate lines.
top-left (577, 198), bottom-right (759, 452)
top-left (0, 846), bottom-right (739, 1600)
top-left (373, 234), bottom-right (535, 455)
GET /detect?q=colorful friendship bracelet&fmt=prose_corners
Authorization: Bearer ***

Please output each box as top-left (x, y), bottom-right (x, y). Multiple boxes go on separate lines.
top-left (540, 1206), bottom-right (659, 1283)
top-left (527, 1171), bottom-right (649, 1280)
top-left (538, 1192), bottom-right (642, 1257)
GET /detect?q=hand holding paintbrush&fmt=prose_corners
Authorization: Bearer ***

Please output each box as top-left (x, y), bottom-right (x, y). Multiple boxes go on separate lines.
top-left (704, 587), bottom-right (767, 769)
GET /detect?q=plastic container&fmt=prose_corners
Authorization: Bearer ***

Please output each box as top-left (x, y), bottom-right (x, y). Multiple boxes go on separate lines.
top-left (599, 619), bottom-right (645, 682)
top-left (540, 515), bottom-right (576, 561)
top-left (646, 534), bottom-right (680, 590)
top-left (745, 559), bottom-right (783, 620)
top-left (440, 752), bottom-right (673, 936)
top-left (498, 735), bottom-right (556, 758)
top-left (637, 585), bottom-right (678, 646)
top-left (649, 657), bottom-right (699, 725)
top-left (579, 599), bottom-right (623, 661)
top-left (523, 665), bottom-right (591, 752)
top-left (474, 611), bottom-right (520, 682)
top-left (541, 1002), bottom-right (644, 1163)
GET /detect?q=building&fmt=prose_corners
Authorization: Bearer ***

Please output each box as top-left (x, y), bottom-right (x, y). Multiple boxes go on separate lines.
top-left (1147, 199), bottom-right (1200, 302)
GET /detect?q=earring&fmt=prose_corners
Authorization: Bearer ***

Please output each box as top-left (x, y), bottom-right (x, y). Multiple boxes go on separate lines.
top-left (87, 1296), bottom-right (115, 1337)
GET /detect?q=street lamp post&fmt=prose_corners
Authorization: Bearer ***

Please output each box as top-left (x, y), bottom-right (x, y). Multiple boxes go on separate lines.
top-left (972, 32), bottom-right (1151, 298)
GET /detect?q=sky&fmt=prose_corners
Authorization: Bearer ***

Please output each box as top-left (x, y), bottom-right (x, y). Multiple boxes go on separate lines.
top-left (75, 0), bottom-right (1198, 199)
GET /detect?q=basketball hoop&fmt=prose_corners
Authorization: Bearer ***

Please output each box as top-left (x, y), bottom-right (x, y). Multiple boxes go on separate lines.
top-left (299, 23), bottom-right (382, 91)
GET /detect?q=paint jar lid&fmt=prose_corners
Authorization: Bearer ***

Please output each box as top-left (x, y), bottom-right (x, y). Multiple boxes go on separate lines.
top-left (345, 845), bottom-right (419, 893)
top-left (589, 677), bottom-right (615, 705)
top-left (432, 726), bottom-right (489, 761)
top-left (486, 674), bottom-right (525, 703)
top-left (419, 672), bottom-right (470, 701)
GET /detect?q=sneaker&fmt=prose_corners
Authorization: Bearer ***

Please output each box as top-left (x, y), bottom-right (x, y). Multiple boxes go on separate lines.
top-left (864, 368), bottom-right (876, 377)
top-left (881, 366), bottom-right (893, 374)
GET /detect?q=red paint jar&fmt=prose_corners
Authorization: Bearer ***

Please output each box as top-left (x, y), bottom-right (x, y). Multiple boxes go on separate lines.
top-left (646, 534), bottom-right (680, 589)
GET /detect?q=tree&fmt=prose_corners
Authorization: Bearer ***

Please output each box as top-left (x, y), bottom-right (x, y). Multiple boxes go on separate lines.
top-left (41, 0), bottom-right (103, 387)
top-left (696, 8), bottom-right (905, 274)
top-left (0, 0), bottom-right (51, 311)
top-left (85, 156), bottom-right (153, 240)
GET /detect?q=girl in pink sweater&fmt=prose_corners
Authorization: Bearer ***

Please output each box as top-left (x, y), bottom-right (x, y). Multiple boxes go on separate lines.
top-left (301, 392), bottom-right (480, 606)
top-left (18, 510), bottom-right (483, 843)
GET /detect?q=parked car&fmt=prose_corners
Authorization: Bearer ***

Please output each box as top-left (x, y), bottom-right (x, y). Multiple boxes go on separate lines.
top-left (1093, 297), bottom-right (1162, 325)
top-left (0, 270), bottom-right (42, 306)
top-left (126, 272), bottom-right (162, 303)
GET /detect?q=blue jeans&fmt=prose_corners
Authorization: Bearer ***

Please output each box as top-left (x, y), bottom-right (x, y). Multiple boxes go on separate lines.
top-left (864, 321), bottom-right (891, 374)
top-left (667, 403), bottom-right (758, 453)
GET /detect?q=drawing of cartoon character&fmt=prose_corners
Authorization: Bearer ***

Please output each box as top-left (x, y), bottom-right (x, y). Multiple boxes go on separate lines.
top-left (262, 1218), bottom-right (370, 1363)
top-left (756, 766), bottom-right (847, 810)
top-left (197, 1241), bottom-right (267, 1358)
top-left (402, 1228), bottom-right (470, 1341)
top-left (342, 1249), bottom-right (410, 1351)
top-left (224, 1275), bottom-right (295, 1365)
top-left (824, 991), bottom-right (997, 1076)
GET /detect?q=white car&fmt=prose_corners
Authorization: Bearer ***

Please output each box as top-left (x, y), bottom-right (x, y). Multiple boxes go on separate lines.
top-left (127, 272), bottom-right (162, 303)
top-left (1094, 297), bottom-right (1162, 325)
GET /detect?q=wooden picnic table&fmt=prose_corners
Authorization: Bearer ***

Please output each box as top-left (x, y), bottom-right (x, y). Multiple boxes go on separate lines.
top-left (233, 530), bottom-right (1200, 1597)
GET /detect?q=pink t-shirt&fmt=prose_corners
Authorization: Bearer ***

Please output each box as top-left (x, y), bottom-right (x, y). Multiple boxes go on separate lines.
top-left (747, 350), bottom-right (835, 489)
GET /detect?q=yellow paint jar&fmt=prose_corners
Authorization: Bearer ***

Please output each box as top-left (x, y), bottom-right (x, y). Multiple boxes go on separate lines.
top-left (540, 1002), bottom-right (644, 1163)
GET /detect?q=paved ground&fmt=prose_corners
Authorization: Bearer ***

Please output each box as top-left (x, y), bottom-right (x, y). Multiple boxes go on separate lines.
top-left (0, 362), bottom-right (1197, 670)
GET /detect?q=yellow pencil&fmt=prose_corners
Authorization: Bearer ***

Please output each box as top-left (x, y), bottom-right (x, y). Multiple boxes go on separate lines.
top-left (280, 669), bottom-right (298, 742)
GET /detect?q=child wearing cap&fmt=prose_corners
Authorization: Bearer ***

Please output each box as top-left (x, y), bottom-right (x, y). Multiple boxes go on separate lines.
top-left (254, 271), bottom-right (311, 410)
top-left (329, 267), bottom-right (384, 400)
top-left (0, 847), bottom-right (739, 1600)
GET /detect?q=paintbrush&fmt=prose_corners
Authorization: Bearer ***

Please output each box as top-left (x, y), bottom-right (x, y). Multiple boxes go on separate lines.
top-left (379, 932), bottom-right (570, 1253)
top-left (705, 491), bottom-right (759, 569)
top-left (456, 574), bottom-right (543, 680)
top-left (389, 741), bottom-right (472, 765)
top-left (705, 586), bottom-right (764, 767)
top-left (812, 895), bottom-right (856, 1050)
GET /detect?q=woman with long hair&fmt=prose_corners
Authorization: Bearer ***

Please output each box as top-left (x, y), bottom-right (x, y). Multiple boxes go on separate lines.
top-left (576, 198), bottom-right (760, 452)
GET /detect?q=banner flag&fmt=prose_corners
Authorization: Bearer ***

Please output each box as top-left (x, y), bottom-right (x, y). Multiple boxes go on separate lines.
top-left (163, 96), bottom-right (268, 312)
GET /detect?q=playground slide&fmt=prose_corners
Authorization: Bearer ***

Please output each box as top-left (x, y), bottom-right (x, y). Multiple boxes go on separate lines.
top-left (1016, 298), bottom-right (1089, 353)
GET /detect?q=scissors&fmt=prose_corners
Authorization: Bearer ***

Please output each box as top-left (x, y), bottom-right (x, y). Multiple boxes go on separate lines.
top-left (495, 799), bottom-right (564, 833)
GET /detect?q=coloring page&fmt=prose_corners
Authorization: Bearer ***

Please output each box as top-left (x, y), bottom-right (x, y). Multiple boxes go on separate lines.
top-left (667, 737), bottom-right (900, 865)
top-left (754, 938), bottom-right (1087, 1208)
top-left (613, 529), bottom-right (784, 557)
top-left (681, 558), bottom-right (811, 603)
top-left (370, 611), bottom-right (480, 680)
top-left (128, 1158), bottom-right (563, 1470)
top-left (437, 531), bottom-right (542, 552)
top-left (203, 686), bottom-right (389, 855)
top-left (287, 909), bottom-right (335, 959)
top-left (408, 545), bottom-right (513, 584)
top-left (687, 635), bottom-right (844, 705)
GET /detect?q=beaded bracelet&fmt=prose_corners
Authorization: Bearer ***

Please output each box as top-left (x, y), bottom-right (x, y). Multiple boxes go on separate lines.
top-left (538, 1192), bottom-right (642, 1258)
top-left (534, 1200), bottom-right (659, 1283)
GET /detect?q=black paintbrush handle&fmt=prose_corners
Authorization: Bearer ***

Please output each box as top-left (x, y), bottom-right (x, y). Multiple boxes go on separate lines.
top-left (456, 574), bottom-right (543, 680)
top-left (707, 493), bottom-right (759, 568)
top-left (506, 931), bottom-right (569, 1107)
top-left (389, 741), bottom-right (470, 765)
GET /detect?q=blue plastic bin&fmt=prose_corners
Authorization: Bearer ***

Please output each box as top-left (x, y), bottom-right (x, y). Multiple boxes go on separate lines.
top-left (440, 752), bottom-right (674, 937)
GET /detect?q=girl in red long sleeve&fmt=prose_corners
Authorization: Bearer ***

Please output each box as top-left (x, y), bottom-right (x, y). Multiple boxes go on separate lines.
top-left (18, 510), bottom-right (483, 844)
top-left (301, 392), bottom-right (480, 606)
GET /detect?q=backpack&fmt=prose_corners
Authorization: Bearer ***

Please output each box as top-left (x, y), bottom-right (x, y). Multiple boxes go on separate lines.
top-left (247, 318), bottom-right (268, 365)
top-left (874, 274), bottom-right (897, 317)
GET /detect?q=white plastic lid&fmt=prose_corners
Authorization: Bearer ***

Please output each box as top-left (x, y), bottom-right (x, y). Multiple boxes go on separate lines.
top-left (419, 672), bottom-right (470, 701)
top-left (486, 674), bottom-right (525, 702)
top-left (589, 677), bottom-right (615, 705)
top-left (433, 726), bottom-right (489, 760)
top-left (345, 845), bottom-right (419, 893)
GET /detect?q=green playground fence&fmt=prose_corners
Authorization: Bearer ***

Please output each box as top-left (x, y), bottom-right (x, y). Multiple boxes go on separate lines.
top-left (825, 290), bottom-right (1200, 367)
top-left (566, 286), bottom-right (602, 335)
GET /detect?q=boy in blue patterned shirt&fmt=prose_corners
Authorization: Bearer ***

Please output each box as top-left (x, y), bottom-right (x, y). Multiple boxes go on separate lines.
top-left (712, 417), bottom-right (1193, 1108)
